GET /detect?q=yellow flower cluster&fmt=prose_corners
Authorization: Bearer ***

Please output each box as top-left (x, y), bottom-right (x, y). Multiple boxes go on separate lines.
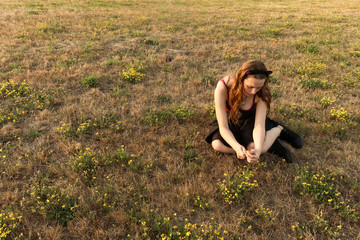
top-left (57, 123), bottom-right (73, 137)
top-left (76, 120), bottom-right (92, 134)
top-left (0, 212), bottom-right (22, 239)
top-left (220, 169), bottom-right (258, 204)
top-left (0, 80), bottom-right (54, 126)
top-left (142, 214), bottom-right (229, 240)
top-left (224, 52), bottom-right (236, 61)
top-left (70, 148), bottom-right (99, 179)
top-left (144, 105), bottom-right (195, 126)
top-left (206, 104), bottom-right (216, 119)
top-left (296, 60), bottom-right (327, 77)
top-left (0, 111), bottom-right (19, 126)
top-left (57, 117), bottom-right (124, 138)
top-left (330, 107), bottom-right (350, 121)
top-left (192, 195), bottom-right (212, 210)
top-left (255, 207), bottom-right (274, 225)
top-left (0, 79), bottom-right (30, 98)
top-left (121, 67), bottom-right (145, 83)
top-left (295, 168), bottom-right (339, 202)
top-left (319, 96), bottom-right (335, 107)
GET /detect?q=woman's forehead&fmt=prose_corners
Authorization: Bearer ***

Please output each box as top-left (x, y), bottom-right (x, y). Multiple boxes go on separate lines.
top-left (244, 76), bottom-right (266, 87)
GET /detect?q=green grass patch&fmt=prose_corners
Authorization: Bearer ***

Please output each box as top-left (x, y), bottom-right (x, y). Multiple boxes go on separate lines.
top-left (299, 76), bottom-right (335, 90)
top-left (143, 105), bottom-right (195, 126)
top-left (81, 76), bottom-right (99, 87)
top-left (28, 172), bottom-right (78, 226)
top-left (295, 166), bottom-right (360, 222)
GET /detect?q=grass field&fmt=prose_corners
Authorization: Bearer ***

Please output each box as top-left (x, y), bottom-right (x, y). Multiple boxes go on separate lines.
top-left (0, 0), bottom-right (360, 239)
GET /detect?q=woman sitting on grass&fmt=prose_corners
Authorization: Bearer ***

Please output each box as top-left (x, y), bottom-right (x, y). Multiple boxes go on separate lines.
top-left (205, 60), bottom-right (303, 163)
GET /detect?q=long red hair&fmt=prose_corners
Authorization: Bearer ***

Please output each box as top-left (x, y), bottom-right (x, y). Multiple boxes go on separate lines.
top-left (228, 60), bottom-right (272, 124)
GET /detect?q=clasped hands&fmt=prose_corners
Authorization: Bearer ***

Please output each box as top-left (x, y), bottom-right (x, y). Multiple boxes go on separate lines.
top-left (234, 145), bottom-right (260, 163)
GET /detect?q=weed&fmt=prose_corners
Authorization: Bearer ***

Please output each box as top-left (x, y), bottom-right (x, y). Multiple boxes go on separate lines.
top-left (277, 104), bottom-right (318, 122)
top-left (157, 94), bottom-right (172, 104)
top-left (0, 79), bottom-right (30, 98)
top-left (296, 60), bottom-right (327, 78)
top-left (93, 181), bottom-right (118, 212)
top-left (300, 76), bottom-right (335, 90)
top-left (143, 105), bottom-right (195, 126)
top-left (0, 211), bottom-right (23, 239)
top-left (29, 172), bottom-right (78, 226)
top-left (129, 30), bottom-right (146, 37)
top-left (36, 22), bottom-right (66, 35)
top-left (136, 211), bottom-right (230, 239)
top-left (57, 114), bottom-right (124, 138)
top-left (102, 146), bottom-right (152, 173)
top-left (105, 56), bottom-right (121, 67)
top-left (219, 167), bottom-right (258, 204)
top-left (350, 51), bottom-right (360, 57)
top-left (110, 86), bottom-right (127, 98)
top-left (269, 75), bottom-right (279, 84)
top-left (206, 104), bottom-right (216, 119)
top-left (184, 150), bottom-right (198, 161)
top-left (81, 76), bottom-right (99, 87)
top-left (295, 166), bottom-right (359, 222)
top-left (0, 80), bottom-right (56, 126)
top-left (121, 60), bottom-right (145, 83)
top-left (271, 89), bottom-right (281, 98)
top-left (202, 74), bottom-right (213, 86)
top-left (68, 148), bottom-right (99, 181)
top-left (291, 213), bottom-right (341, 239)
top-left (343, 70), bottom-right (360, 87)
top-left (144, 39), bottom-right (158, 45)
top-left (188, 194), bottom-right (213, 210)
top-left (294, 41), bottom-right (320, 54)
top-left (291, 221), bottom-right (312, 240)
top-left (265, 27), bottom-right (281, 36)
top-left (331, 52), bottom-right (349, 62)
top-left (314, 96), bottom-right (335, 108)
top-left (57, 123), bottom-right (76, 137)
top-left (313, 210), bottom-right (341, 237)
top-left (330, 107), bottom-right (350, 121)
top-left (295, 166), bottom-right (341, 203)
top-left (28, 129), bottom-right (40, 138)
top-left (255, 205), bottom-right (274, 227)
top-left (224, 52), bottom-right (237, 61)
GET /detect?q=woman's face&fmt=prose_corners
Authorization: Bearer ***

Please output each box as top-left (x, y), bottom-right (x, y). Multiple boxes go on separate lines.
top-left (243, 76), bottom-right (266, 96)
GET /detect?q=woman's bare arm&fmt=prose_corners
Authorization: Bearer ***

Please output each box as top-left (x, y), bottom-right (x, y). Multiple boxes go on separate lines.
top-left (214, 80), bottom-right (247, 159)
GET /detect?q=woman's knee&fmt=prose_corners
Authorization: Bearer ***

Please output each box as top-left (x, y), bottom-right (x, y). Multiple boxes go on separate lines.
top-left (212, 140), bottom-right (223, 152)
top-left (246, 142), bottom-right (255, 150)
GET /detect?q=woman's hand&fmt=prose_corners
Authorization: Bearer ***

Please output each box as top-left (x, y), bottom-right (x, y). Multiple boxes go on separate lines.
top-left (246, 149), bottom-right (261, 163)
top-left (234, 145), bottom-right (247, 159)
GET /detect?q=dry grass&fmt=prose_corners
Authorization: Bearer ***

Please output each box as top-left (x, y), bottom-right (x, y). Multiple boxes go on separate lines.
top-left (0, 0), bottom-right (360, 239)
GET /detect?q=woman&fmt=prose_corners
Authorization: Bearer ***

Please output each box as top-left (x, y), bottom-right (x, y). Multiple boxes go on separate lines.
top-left (205, 60), bottom-right (303, 163)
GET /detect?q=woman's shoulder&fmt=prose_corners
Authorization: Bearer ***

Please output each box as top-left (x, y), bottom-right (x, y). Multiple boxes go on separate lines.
top-left (255, 95), bottom-right (262, 103)
top-left (255, 95), bottom-right (267, 108)
top-left (221, 75), bottom-right (234, 88)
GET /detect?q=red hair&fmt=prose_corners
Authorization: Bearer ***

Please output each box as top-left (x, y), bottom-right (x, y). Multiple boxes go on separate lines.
top-left (228, 60), bottom-right (272, 124)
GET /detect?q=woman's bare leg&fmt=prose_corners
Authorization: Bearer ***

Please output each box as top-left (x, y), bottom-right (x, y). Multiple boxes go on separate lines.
top-left (211, 139), bottom-right (235, 154)
top-left (211, 126), bottom-right (282, 154)
top-left (247, 126), bottom-right (283, 153)
top-left (261, 126), bottom-right (283, 153)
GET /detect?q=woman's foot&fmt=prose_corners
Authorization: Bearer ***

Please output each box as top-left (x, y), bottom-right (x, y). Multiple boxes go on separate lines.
top-left (268, 138), bottom-right (293, 163)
